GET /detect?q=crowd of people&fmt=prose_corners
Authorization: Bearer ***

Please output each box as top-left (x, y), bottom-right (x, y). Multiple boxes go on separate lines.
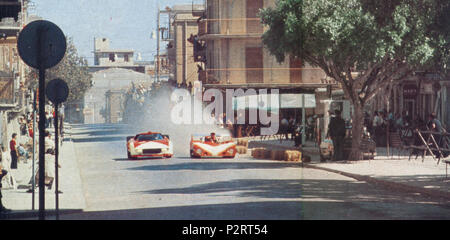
top-left (0, 106), bottom-right (62, 214)
top-left (364, 110), bottom-right (447, 146)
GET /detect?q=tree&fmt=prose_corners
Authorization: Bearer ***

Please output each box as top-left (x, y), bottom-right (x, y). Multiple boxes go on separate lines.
top-left (27, 37), bottom-right (93, 103)
top-left (261, 0), bottom-right (449, 160)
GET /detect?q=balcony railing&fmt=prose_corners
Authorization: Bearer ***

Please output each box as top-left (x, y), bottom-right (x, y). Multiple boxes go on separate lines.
top-left (198, 18), bottom-right (263, 37)
top-left (199, 67), bottom-right (326, 85)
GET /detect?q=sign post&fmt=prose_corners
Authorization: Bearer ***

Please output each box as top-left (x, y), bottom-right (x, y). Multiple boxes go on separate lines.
top-left (17, 20), bottom-right (66, 220)
top-left (46, 79), bottom-right (69, 220)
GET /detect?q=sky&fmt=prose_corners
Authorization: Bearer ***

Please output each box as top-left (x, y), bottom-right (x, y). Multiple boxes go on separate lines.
top-left (32, 0), bottom-right (203, 65)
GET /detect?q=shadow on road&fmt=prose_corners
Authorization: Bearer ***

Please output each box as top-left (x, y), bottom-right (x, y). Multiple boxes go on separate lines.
top-left (126, 161), bottom-right (301, 171)
top-left (61, 201), bottom-right (305, 220)
top-left (72, 136), bottom-right (128, 143)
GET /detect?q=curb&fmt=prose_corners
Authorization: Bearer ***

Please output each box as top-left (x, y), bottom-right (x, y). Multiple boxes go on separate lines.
top-left (0, 209), bottom-right (84, 220)
top-left (303, 163), bottom-right (450, 201)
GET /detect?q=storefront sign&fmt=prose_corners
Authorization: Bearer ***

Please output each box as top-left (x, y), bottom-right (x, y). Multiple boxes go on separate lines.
top-left (403, 84), bottom-right (417, 99)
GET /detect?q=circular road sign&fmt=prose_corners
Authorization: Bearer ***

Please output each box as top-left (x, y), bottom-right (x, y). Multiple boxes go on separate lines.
top-left (17, 20), bottom-right (67, 69)
top-left (46, 79), bottom-right (69, 104)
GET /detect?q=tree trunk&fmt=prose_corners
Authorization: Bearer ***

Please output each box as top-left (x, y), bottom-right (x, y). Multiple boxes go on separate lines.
top-left (349, 104), bottom-right (364, 160)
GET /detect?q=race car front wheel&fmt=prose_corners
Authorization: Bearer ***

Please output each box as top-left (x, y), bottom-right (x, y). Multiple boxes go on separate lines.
top-left (127, 151), bottom-right (137, 160)
top-left (190, 150), bottom-right (198, 158)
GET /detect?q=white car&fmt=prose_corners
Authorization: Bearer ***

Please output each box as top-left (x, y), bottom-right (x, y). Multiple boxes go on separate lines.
top-left (126, 132), bottom-right (173, 159)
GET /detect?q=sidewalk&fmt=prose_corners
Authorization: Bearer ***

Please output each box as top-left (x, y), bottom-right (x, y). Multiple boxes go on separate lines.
top-left (1, 124), bottom-right (86, 219)
top-left (248, 138), bottom-right (450, 201)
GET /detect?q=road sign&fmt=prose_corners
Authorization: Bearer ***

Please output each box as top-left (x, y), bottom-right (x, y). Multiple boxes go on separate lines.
top-left (17, 20), bottom-right (67, 69)
top-left (17, 20), bottom-right (67, 220)
top-left (46, 78), bottom-right (69, 104)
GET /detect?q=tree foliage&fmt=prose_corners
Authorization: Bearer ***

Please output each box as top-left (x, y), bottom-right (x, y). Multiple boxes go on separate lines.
top-left (27, 37), bottom-right (93, 103)
top-left (261, 0), bottom-right (449, 159)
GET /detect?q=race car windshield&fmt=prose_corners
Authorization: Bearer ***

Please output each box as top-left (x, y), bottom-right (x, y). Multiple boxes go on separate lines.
top-left (137, 134), bottom-right (164, 141)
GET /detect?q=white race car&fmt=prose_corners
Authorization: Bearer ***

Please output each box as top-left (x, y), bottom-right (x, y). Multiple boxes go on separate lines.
top-left (126, 132), bottom-right (173, 159)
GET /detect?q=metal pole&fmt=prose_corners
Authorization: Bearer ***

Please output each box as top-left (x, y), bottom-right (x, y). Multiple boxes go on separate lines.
top-left (54, 104), bottom-right (59, 220)
top-left (38, 28), bottom-right (46, 220)
top-left (32, 90), bottom-right (36, 210)
top-left (157, 8), bottom-right (160, 83)
top-left (302, 94), bottom-right (306, 145)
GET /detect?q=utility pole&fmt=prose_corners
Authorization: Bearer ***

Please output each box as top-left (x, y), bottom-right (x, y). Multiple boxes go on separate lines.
top-left (156, 8), bottom-right (160, 83)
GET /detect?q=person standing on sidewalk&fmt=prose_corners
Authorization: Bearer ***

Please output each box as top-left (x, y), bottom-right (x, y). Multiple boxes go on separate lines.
top-left (9, 133), bottom-right (18, 169)
top-left (1, 146), bottom-right (16, 190)
top-left (328, 110), bottom-right (346, 161)
top-left (0, 164), bottom-right (11, 214)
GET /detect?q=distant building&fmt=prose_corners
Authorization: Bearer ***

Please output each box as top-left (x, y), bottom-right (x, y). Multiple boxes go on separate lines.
top-left (105, 90), bottom-right (125, 123)
top-left (83, 68), bottom-right (152, 124)
top-left (89, 37), bottom-right (146, 73)
top-left (159, 4), bottom-right (205, 86)
top-left (84, 38), bottom-right (155, 124)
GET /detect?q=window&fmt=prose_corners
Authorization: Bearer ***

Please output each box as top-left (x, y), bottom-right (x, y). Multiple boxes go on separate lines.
top-left (290, 56), bottom-right (302, 83)
top-left (124, 54), bottom-right (129, 62)
top-left (245, 47), bottom-right (263, 83)
top-left (109, 53), bottom-right (115, 62)
top-left (246, 0), bottom-right (263, 34)
top-left (136, 134), bottom-right (163, 141)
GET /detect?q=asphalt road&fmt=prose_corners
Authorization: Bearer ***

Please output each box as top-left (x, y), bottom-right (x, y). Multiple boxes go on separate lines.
top-left (61, 124), bottom-right (450, 220)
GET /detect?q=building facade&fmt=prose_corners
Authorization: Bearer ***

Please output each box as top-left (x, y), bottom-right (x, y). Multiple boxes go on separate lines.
top-left (0, 0), bottom-right (31, 147)
top-left (198, 0), bottom-right (327, 87)
top-left (90, 37), bottom-right (146, 73)
top-left (159, 4), bottom-right (205, 86)
top-left (189, 0), bottom-right (337, 137)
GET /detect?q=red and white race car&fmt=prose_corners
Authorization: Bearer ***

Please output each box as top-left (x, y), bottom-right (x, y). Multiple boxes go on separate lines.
top-left (126, 132), bottom-right (173, 159)
top-left (190, 133), bottom-right (236, 158)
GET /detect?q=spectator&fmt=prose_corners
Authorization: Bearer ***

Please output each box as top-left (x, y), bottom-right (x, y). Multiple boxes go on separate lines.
top-left (0, 163), bottom-right (11, 213)
top-left (9, 133), bottom-right (18, 169)
top-left (17, 143), bottom-right (30, 163)
top-left (306, 115), bottom-right (314, 141)
top-left (427, 113), bottom-right (445, 133)
top-left (28, 148), bottom-right (61, 192)
top-left (328, 110), bottom-right (346, 161)
top-left (288, 116), bottom-right (296, 140)
top-left (217, 113), bottom-right (224, 128)
top-left (45, 131), bottom-right (55, 151)
top-left (372, 111), bottom-right (382, 144)
top-left (45, 111), bottom-right (49, 128)
top-left (364, 112), bottom-right (372, 134)
top-left (28, 122), bottom-right (34, 138)
top-left (280, 115), bottom-right (289, 140)
top-left (1, 146), bottom-right (16, 190)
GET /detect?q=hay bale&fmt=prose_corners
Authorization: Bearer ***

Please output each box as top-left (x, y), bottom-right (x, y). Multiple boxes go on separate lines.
top-left (284, 150), bottom-right (302, 162)
top-left (251, 148), bottom-right (264, 158)
top-left (262, 149), bottom-right (272, 159)
top-left (236, 139), bottom-right (249, 147)
top-left (271, 150), bottom-right (285, 161)
top-left (236, 146), bottom-right (247, 154)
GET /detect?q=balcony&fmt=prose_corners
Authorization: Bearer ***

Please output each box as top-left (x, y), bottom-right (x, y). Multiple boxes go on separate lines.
top-left (198, 18), bottom-right (263, 40)
top-left (199, 67), bottom-right (330, 87)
